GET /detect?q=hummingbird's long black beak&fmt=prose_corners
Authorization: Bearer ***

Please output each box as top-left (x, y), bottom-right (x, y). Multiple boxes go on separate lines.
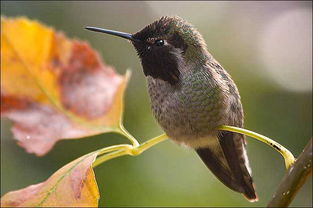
top-left (85, 26), bottom-right (140, 42)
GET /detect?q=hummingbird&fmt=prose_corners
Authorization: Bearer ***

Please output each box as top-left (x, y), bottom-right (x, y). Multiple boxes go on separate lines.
top-left (86, 16), bottom-right (257, 201)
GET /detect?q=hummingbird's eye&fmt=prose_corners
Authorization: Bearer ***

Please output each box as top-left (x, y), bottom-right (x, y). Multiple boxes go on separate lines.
top-left (155, 39), bottom-right (164, 46)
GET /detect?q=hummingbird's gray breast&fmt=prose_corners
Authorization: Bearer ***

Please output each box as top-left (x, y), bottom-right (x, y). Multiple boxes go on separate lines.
top-left (147, 66), bottom-right (235, 148)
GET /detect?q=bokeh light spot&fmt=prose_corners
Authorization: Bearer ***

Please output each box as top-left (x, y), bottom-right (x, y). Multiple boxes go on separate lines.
top-left (259, 8), bottom-right (312, 92)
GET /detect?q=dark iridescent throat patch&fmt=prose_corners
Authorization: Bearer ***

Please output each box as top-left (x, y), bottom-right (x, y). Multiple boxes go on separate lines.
top-left (133, 17), bottom-right (189, 85)
top-left (141, 47), bottom-right (181, 85)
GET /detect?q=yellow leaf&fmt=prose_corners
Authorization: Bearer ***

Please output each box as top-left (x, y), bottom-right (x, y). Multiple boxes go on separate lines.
top-left (1, 153), bottom-right (99, 207)
top-left (1, 17), bottom-right (130, 155)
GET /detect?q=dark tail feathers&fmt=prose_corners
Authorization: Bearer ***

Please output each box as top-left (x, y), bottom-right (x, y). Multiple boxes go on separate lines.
top-left (196, 132), bottom-right (258, 201)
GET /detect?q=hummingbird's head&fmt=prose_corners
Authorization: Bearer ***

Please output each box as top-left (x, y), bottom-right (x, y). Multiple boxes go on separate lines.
top-left (86, 16), bottom-right (210, 85)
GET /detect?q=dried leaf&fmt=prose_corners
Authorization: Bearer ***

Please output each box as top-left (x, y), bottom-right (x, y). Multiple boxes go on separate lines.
top-left (1, 17), bottom-right (130, 155)
top-left (0, 153), bottom-right (99, 207)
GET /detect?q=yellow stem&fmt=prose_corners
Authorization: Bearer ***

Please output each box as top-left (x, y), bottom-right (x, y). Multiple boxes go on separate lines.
top-left (218, 125), bottom-right (295, 169)
top-left (93, 150), bottom-right (128, 168)
top-left (93, 134), bottom-right (167, 168)
top-left (118, 124), bottom-right (140, 147)
top-left (97, 144), bottom-right (133, 156)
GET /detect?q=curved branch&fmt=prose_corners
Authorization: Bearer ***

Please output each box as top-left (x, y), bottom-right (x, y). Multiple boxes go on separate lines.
top-left (218, 125), bottom-right (295, 169)
top-left (268, 139), bottom-right (312, 207)
top-left (92, 134), bottom-right (168, 168)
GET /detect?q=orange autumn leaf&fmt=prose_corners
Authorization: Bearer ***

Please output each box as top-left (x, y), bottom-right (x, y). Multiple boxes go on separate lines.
top-left (0, 152), bottom-right (99, 207)
top-left (1, 17), bottom-right (130, 156)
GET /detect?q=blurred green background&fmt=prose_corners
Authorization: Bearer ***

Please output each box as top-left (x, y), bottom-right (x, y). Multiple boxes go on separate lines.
top-left (1, 1), bottom-right (312, 207)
